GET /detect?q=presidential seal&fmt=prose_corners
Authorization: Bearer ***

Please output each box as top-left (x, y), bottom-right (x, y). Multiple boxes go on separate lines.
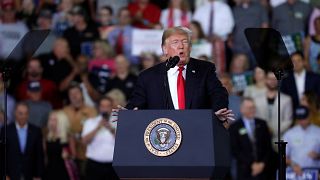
top-left (144, 118), bottom-right (182, 157)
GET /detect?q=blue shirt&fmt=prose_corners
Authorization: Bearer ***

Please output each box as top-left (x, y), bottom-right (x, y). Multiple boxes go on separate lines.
top-left (16, 123), bottom-right (28, 153)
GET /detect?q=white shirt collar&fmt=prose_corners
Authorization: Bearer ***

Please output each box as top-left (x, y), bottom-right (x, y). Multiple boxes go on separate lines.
top-left (167, 65), bottom-right (187, 77)
top-left (15, 122), bottom-right (28, 130)
top-left (294, 69), bottom-right (306, 78)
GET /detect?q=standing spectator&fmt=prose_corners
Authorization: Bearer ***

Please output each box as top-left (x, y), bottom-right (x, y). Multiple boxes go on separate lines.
top-left (229, 97), bottom-right (273, 180)
top-left (243, 67), bottom-right (267, 99)
top-left (254, 71), bottom-right (293, 146)
top-left (82, 96), bottom-right (118, 180)
top-left (128, 0), bottom-right (161, 29)
top-left (108, 55), bottom-right (137, 100)
top-left (160, 0), bottom-right (192, 29)
top-left (38, 38), bottom-right (75, 92)
top-left (304, 16), bottom-right (320, 73)
top-left (189, 20), bottom-right (211, 58)
top-left (97, 6), bottom-right (115, 39)
top-left (0, 80), bottom-right (15, 123)
top-left (231, 0), bottom-right (268, 63)
top-left (45, 110), bottom-right (75, 180)
top-left (25, 81), bottom-right (52, 128)
top-left (0, 0), bottom-right (29, 61)
top-left (52, 0), bottom-right (73, 36)
top-left (281, 51), bottom-right (320, 111)
top-left (63, 83), bottom-right (97, 178)
top-left (272, 0), bottom-right (311, 36)
top-left (63, 5), bottom-right (99, 58)
top-left (284, 106), bottom-right (320, 176)
top-left (0, 102), bottom-right (44, 180)
top-left (108, 7), bottom-right (139, 64)
top-left (15, 58), bottom-right (61, 109)
top-left (300, 91), bottom-right (320, 126)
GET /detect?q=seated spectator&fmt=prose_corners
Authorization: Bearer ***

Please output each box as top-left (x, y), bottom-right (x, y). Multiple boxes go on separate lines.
top-left (45, 110), bottom-right (76, 180)
top-left (108, 55), bottom-right (137, 100)
top-left (243, 67), bottom-right (267, 99)
top-left (52, 0), bottom-right (74, 36)
top-left (63, 5), bottom-right (99, 58)
top-left (15, 58), bottom-right (61, 109)
top-left (128, 0), bottom-right (161, 29)
top-left (160, 0), bottom-right (192, 29)
top-left (284, 106), bottom-right (320, 176)
top-left (304, 16), bottom-right (320, 73)
top-left (96, 6), bottom-right (115, 39)
top-left (229, 97), bottom-right (273, 180)
top-left (300, 91), bottom-right (320, 126)
top-left (189, 20), bottom-right (211, 59)
top-left (82, 96), bottom-right (119, 180)
top-left (63, 83), bottom-right (97, 178)
top-left (0, 102), bottom-right (44, 180)
top-left (25, 81), bottom-right (52, 128)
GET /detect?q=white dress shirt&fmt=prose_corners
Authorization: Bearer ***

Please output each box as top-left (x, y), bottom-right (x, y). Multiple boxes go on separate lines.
top-left (160, 8), bottom-right (192, 29)
top-left (81, 115), bottom-right (115, 163)
top-left (193, 1), bottom-right (234, 40)
top-left (168, 65), bottom-right (186, 109)
top-left (294, 69), bottom-right (306, 102)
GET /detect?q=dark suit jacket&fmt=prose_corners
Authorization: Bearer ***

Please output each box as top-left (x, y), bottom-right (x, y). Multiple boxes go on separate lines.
top-left (126, 58), bottom-right (228, 112)
top-left (0, 123), bottom-right (44, 180)
top-left (281, 71), bottom-right (320, 110)
top-left (229, 118), bottom-right (273, 180)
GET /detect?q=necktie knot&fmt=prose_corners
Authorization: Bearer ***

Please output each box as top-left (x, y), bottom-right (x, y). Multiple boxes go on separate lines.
top-left (178, 67), bottom-right (184, 72)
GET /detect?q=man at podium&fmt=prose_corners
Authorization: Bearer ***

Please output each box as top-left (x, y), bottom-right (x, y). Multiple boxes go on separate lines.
top-left (122, 26), bottom-right (234, 126)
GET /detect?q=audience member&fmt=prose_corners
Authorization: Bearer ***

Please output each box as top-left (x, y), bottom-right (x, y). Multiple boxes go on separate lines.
top-left (96, 6), bottom-right (115, 39)
top-left (0, 0), bottom-right (29, 61)
top-left (128, 0), bottom-right (161, 29)
top-left (15, 58), bottom-right (61, 109)
top-left (108, 55), bottom-right (137, 100)
top-left (189, 20), bottom-right (211, 58)
top-left (25, 81), bottom-right (52, 128)
top-left (308, 5), bottom-right (320, 36)
top-left (243, 67), bottom-right (267, 99)
top-left (51, 0), bottom-right (73, 36)
top-left (16, 0), bottom-right (37, 29)
top-left (284, 106), bottom-right (320, 176)
top-left (229, 97), bottom-right (273, 180)
top-left (63, 5), bottom-right (99, 58)
top-left (82, 96), bottom-right (118, 180)
top-left (231, 0), bottom-right (268, 58)
top-left (106, 89), bottom-right (127, 108)
top-left (94, 0), bottom-right (129, 21)
top-left (281, 51), bottom-right (320, 111)
top-left (45, 110), bottom-right (74, 180)
top-left (63, 83), bottom-right (97, 178)
top-left (160, 0), bottom-right (192, 29)
top-left (254, 71), bottom-right (293, 146)
top-left (108, 7), bottom-right (139, 64)
top-left (272, 0), bottom-right (311, 36)
top-left (304, 16), bottom-right (320, 73)
top-left (0, 102), bottom-right (44, 180)
top-left (300, 91), bottom-right (320, 126)
top-left (220, 73), bottom-right (242, 121)
top-left (140, 52), bottom-right (160, 71)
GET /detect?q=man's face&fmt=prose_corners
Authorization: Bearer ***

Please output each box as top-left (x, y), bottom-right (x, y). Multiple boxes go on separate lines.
top-left (27, 60), bottom-right (43, 78)
top-left (115, 55), bottom-right (129, 73)
top-left (119, 9), bottom-right (131, 25)
top-left (162, 33), bottom-right (191, 67)
top-left (266, 72), bottom-right (277, 90)
top-left (15, 104), bottom-right (29, 126)
top-left (240, 100), bottom-right (256, 119)
top-left (291, 54), bottom-right (305, 73)
top-left (68, 87), bottom-right (83, 107)
top-left (99, 99), bottom-right (113, 114)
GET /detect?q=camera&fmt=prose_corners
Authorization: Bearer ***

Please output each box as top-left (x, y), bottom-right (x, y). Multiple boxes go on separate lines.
top-left (101, 112), bottom-right (109, 120)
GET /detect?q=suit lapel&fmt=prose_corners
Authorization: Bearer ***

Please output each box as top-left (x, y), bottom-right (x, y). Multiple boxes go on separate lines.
top-left (161, 64), bottom-right (175, 109)
top-left (24, 125), bottom-right (32, 154)
top-left (12, 125), bottom-right (21, 153)
top-left (185, 59), bottom-right (198, 109)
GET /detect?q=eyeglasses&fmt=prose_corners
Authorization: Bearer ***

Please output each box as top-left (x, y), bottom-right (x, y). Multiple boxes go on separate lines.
top-left (169, 40), bottom-right (190, 47)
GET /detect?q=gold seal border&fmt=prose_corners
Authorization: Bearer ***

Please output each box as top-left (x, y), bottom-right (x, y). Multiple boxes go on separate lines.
top-left (144, 118), bottom-right (182, 157)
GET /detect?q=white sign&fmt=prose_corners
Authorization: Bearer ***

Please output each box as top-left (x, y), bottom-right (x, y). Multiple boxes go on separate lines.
top-left (132, 29), bottom-right (163, 56)
top-left (190, 42), bottom-right (212, 58)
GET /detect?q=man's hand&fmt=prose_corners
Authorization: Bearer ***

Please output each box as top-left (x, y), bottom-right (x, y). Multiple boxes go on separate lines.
top-left (111, 105), bottom-right (138, 122)
top-left (215, 108), bottom-right (235, 123)
top-left (251, 162), bottom-right (265, 176)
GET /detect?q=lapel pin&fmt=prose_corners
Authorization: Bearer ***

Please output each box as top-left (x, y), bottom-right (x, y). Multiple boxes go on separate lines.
top-left (192, 70), bottom-right (195, 73)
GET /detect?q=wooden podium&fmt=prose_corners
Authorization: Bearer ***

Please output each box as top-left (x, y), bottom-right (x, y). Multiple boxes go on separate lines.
top-left (113, 110), bottom-right (231, 179)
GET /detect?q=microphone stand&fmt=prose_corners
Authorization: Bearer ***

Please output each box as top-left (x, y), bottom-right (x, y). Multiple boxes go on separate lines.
top-left (274, 70), bottom-right (287, 180)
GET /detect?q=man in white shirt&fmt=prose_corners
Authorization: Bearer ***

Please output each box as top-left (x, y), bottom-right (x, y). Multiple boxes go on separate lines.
top-left (81, 96), bottom-right (118, 180)
top-left (284, 106), bottom-right (320, 176)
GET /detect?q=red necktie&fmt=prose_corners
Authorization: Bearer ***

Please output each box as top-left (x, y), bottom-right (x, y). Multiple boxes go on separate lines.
top-left (177, 67), bottom-right (185, 109)
top-left (115, 29), bottom-right (124, 54)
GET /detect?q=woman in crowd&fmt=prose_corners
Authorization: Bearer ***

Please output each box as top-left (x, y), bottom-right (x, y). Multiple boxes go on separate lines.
top-left (304, 16), bottom-right (320, 73)
top-left (300, 91), bottom-right (320, 126)
top-left (243, 67), bottom-right (267, 98)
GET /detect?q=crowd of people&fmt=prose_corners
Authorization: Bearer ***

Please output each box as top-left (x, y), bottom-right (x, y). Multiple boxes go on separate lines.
top-left (0, 0), bottom-right (320, 179)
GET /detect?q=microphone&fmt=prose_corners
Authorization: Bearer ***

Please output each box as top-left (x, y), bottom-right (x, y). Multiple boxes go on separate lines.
top-left (165, 56), bottom-right (180, 71)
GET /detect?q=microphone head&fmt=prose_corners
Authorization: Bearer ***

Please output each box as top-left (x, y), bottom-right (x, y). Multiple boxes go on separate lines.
top-left (166, 56), bottom-right (180, 71)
